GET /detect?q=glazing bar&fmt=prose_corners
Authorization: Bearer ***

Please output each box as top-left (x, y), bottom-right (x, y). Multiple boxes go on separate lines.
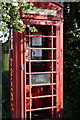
top-left (25, 35), bottom-right (56, 38)
top-left (26, 71), bottom-right (56, 74)
top-left (51, 25), bottom-right (54, 118)
top-left (28, 30), bottom-right (32, 119)
top-left (26, 106), bottom-right (57, 112)
top-left (26, 94), bottom-right (57, 99)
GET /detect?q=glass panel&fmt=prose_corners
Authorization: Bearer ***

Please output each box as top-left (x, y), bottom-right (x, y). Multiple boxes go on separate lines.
top-left (31, 74), bottom-right (51, 84)
top-left (31, 37), bottom-right (42, 47)
top-left (32, 110), bottom-right (52, 119)
top-left (31, 62), bottom-right (52, 72)
top-left (44, 38), bottom-right (52, 48)
top-left (30, 25), bottom-right (52, 36)
top-left (32, 86), bottom-right (52, 97)
top-left (53, 50), bottom-right (56, 60)
top-left (53, 73), bottom-right (56, 83)
top-left (32, 97), bottom-right (52, 109)
top-left (53, 85), bottom-right (56, 95)
top-left (26, 62), bottom-right (29, 72)
top-left (26, 50), bottom-right (29, 60)
top-left (26, 112), bottom-right (30, 119)
top-left (31, 50), bottom-right (42, 60)
top-left (53, 62), bottom-right (56, 71)
top-left (26, 99), bottom-right (30, 109)
top-left (26, 85), bottom-right (30, 97)
top-left (53, 96), bottom-right (56, 106)
top-left (31, 37), bottom-right (52, 48)
top-left (26, 74), bottom-right (52, 85)
top-left (26, 37), bottom-right (29, 48)
top-left (53, 108), bottom-right (57, 118)
top-left (53, 38), bottom-right (56, 48)
top-left (31, 50), bottom-right (52, 60)
top-left (26, 75), bottom-right (29, 85)
top-left (53, 26), bottom-right (56, 36)
top-left (26, 27), bottom-right (29, 35)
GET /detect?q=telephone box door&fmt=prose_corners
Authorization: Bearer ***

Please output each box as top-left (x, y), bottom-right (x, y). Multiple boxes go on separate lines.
top-left (24, 22), bottom-right (63, 119)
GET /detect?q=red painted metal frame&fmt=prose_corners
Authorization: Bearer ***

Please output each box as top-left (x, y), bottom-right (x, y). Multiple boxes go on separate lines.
top-left (20, 32), bottom-right (25, 118)
top-left (22, 19), bottom-right (62, 26)
top-left (51, 25), bottom-right (54, 118)
top-left (9, 31), bottom-right (26, 118)
top-left (10, 31), bottom-right (21, 118)
top-left (25, 23), bottom-right (63, 119)
top-left (10, 2), bottom-right (63, 119)
top-left (20, 2), bottom-right (63, 20)
top-left (56, 24), bottom-right (61, 118)
top-left (59, 22), bottom-right (63, 117)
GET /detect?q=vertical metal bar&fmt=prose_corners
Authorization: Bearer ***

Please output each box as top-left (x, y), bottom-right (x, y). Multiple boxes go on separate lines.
top-left (29, 30), bottom-right (32, 119)
top-left (59, 21), bottom-right (63, 117)
top-left (13, 31), bottom-right (21, 118)
top-left (13, 30), bottom-right (16, 118)
top-left (56, 24), bottom-right (60, 118)
top-left (51, 25), bottom-right (54, 118)
top-left (20, 32), bottom-right (25, 119)
top-left (24, 31), bottom-right (27, 119)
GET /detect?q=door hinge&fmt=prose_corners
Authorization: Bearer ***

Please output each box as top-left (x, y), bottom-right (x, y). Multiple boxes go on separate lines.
top-left (21, 64), bottom-right (24, 70)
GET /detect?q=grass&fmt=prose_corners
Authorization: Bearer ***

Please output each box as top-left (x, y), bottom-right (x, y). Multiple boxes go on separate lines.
top-left (2, 53), bottom-right (9, 71)
top-left (2, 45), bottom-right (10, 119)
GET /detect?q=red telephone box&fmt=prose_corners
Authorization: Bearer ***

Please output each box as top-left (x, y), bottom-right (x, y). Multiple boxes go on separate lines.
top-left (9, 1), bottom-right (63, 119)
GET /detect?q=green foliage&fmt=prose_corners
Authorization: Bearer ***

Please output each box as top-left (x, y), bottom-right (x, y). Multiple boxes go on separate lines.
top-left (26, 25), bottom-right (38, 32)
top-left (21, 2), bottom-right (37, 13)
top-left (0, 2), bottom-right (38, 33)
top-left (63, 2), bottom-right (80, 119)
top-left (64, 28), bottom-right (80, 119)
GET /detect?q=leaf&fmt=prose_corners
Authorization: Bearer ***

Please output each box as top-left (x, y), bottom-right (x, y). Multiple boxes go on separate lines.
top-left (1, 2), bottom-right (38, 33)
